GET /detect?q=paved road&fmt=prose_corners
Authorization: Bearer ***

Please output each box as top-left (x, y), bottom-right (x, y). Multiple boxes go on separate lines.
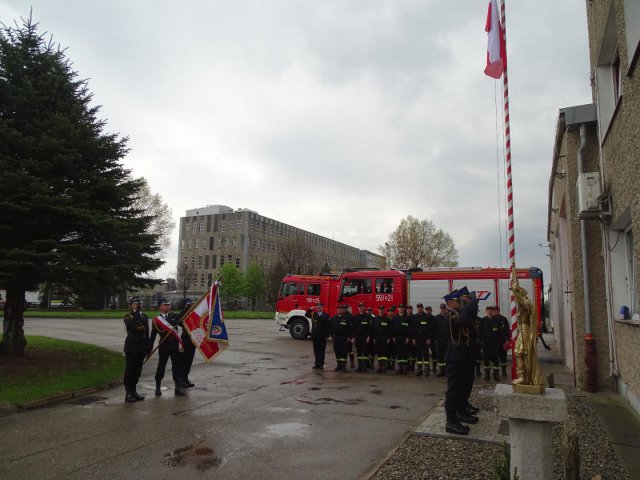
top-left (0, 318), bottom-right (448, 479)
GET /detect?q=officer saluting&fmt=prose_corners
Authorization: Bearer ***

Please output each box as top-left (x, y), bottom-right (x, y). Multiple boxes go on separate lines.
top-left (123, 297), bottom-right (149, 403)
top-left (443, 288), bottom-right (479, 435)
top-left (311, 303), bottom-right (331, 369)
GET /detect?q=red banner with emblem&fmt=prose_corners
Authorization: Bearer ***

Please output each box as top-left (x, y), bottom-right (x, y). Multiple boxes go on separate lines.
top-left (182, 282), bottom-right (229, 362)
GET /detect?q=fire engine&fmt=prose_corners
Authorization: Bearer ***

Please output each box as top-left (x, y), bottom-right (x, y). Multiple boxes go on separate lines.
top-left (274, 267), bottom-right (543, 340)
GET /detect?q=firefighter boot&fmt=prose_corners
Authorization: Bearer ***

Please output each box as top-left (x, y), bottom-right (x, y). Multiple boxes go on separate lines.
top-left (437, 365), bottom-right (445, 377)
top-left (416, 364), bottom-right (423, 376)
top-left (424, 365), bottom-right (430, 377)
top-left (175, 384), bottom-right (186, 396)
top-left (493, 369), bottom-right (500, 381)
top-left (376, 360), bottom-right (383, 373)
top-left (362, 359), bottom-right (368, 373)
top-left (349, 353), bottom-right (355, 368)
top-left (475, 363), bottom-right (481, 376)
top-left (356, 359), bottom-right (363, 372)
top-left (155, 381), bottom-right (162, 396)
top-left (501, 365), bottom-right (507, 377)
top-left (484, 368), bottom-right (491, 381)
top-left (395, 363), bottom-right (403, 375)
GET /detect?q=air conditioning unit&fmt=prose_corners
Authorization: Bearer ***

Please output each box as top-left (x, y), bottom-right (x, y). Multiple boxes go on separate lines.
top-left (577, 172), bottom-right (602, 213)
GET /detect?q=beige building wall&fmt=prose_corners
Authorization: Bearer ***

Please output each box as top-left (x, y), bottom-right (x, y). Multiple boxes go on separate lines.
top-left (549, 113), bottom-right (613, 391)
top-left (585, 0), bottom-right (640, 410)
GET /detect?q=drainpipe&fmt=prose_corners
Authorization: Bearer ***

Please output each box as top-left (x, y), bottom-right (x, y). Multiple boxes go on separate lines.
top-left (578, 123), bottom-right (597, 392)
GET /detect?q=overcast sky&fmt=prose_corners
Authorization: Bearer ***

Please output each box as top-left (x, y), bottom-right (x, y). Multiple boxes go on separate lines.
top-left (1, 1), bottom-right (593, 284)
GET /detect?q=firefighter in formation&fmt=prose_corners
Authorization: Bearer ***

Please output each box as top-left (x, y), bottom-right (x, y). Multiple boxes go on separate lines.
top-left (318, 297), bottom-right (511, 382)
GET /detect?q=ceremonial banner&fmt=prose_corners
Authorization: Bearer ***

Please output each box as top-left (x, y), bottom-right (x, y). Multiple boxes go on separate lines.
top-left (182, 282), bottom-right (229, 362)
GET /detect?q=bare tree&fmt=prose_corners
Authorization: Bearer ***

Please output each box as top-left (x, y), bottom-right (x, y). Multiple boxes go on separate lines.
top-left (129, 176), bottom-right (175, 258)
top-left (379, 215), bottom-right (458, 269)
top-left (266, 260), bottom-right (288, 308)
top-left (176, 262), bottom-right (196, 301)
top-left (277, 236), bottom-right (319, 275)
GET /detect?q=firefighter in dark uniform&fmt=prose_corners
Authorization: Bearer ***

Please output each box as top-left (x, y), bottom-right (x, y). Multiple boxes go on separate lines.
top-left (352, 302), bottom-right (372, 372)
top-left (372, 305), bottom-right (392, 373)
top-left (412, 303), bottom-right (432, 376)
top-left (392, 304), bottom-right (413, 374)
top-left (387, 305), bottom-right (397, 370)
top-left (366, 307), bottom-right (376, 367)
top-left (311, 303), bottom-right (331, 369)
top-left (425, 306), bottom-right (438, 374)
top-left (495, 306), bottom-right (511, 377)
top-left (443, 289), bottom-right (479, 435)
top-left (148, 298), bottom-right (186, 396)
top-left (480, 305), bottom-right (505, 381)
top-left (406, 305), bottom-right (416, 372)
top-left (434, 303), bottom-right (450, 377)
top-left (330, 304), bottom-right (351, 371)
top-left (123, 297), bottom-right (149, 402)
top-left (461, 289), bottom-right (481, 415)
top-left (179, 297), bottom-right (196, 388)
top-left (345, 306), bottom-right (356, 368)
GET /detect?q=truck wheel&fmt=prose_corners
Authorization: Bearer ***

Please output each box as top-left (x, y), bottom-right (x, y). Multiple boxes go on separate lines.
top-left (289, 317), bottom-right (310, 340)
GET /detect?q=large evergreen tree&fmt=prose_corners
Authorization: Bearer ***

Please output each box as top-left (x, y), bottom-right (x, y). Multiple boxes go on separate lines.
top-left (0, 17), bottom-right (164, 354)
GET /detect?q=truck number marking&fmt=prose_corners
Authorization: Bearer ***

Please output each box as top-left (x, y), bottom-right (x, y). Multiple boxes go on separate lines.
top-left (375, 294), bottom-right (393, 302)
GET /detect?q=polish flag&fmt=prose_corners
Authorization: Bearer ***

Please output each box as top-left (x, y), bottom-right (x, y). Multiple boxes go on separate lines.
top-left (484, 0), bottom-right (506, 79)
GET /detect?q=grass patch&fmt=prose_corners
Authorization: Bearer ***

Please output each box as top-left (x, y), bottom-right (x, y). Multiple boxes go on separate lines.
top-left (1, 309), bottom-right (275, 320)
top-left (0, 336), bottom-right (124, 406)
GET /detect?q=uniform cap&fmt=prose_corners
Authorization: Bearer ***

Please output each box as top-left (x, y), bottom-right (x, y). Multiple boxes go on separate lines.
top-left (426, 305), bottom-right (433, 310)
top-left (406, 305), bottom-right (413, 309)
top-left (317, 303), bottom-right (324, 307)
top-left (158, 298), bottom-right (171, 306)
top-left (377, 305), bottom-right (385, 310)
top-left (337, 304), bottom-right (346, 308)
top-left (416, 303), bottom-right (424, 308)
top-left (398, 304), bottom-right (406, 308)
top-left (129, 296), bottom-right (141, 305)
top-left (440, 303), bottom-right (447, 309)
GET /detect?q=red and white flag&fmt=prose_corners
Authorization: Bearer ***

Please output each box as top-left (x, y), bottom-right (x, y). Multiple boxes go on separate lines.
top-left (484, 0), bottom-right (506, 79)
top-left (182, 282), bottom-right (229, 363)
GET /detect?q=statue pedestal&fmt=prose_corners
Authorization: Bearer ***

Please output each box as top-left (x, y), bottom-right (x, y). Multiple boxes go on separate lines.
top-left (495, 384), bottom-right (567, 480)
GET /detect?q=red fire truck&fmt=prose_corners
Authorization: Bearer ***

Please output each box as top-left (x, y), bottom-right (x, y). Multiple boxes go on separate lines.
top-left (275, 267), bottom-right (543, 340)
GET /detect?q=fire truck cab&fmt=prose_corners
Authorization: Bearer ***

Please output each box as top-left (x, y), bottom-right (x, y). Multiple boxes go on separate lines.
top-left (274, 274), bottom-right (338, 339)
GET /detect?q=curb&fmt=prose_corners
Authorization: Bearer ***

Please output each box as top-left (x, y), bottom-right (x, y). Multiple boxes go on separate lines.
top-left (0, 378), bottom-right (122, 415)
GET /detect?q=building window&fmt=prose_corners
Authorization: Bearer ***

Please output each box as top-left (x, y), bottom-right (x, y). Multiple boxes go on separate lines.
top-left (192, 223), bottom-right (197, 234)
top-left (198, 256), bottom-right (203, 268)
top-left (188, 239), bottom-right (192, 250)
top-left (181, 240), bottom-right (185, 252)
top-left (201, 274), bottom-right (205, 288)
top-left (185, 222), bottom-right (189, 233)
top-left (228, 255), bottom-right (232, 264)
top-left (209, 237), bottom-right (214, 250)
top-left (200, 222), bottom-right (205, 233)
top-left (220, 256), bottom-right (225, 267)
top-left (625, 229), bottom-right (637, 316)
top-left (212, 255), bottom-right (217, 268)
top-left (205, 255), bottom-right (209, 269)
top-left (612, 49), bottom-right (622, 104)
top-left (190, 256), bottom-right (195, 266)
top-left (235, 257), bottom-right (240, 268)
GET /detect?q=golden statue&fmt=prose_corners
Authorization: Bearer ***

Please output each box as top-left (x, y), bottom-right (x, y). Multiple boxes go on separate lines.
top-left (510, 268), bottom-right (545, 394)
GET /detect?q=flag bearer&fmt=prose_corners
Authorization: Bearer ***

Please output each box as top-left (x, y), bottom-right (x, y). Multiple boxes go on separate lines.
top-left (311, 303), bottom-right (331, 369)
top-left (372, 305), bottom-right (392, 373)
top-left (480, 306), bottom-right (504, 381)
top-left (148, 298), bottom-right (186, 396)
top-left (330, 304), bottom-right (351, 372)
top-left (123, 297), bottom-right (149, 403)
top-left (352, 302), bottom-right (372, 372)
top-left (392, 304), bottom-right (412, 374)
top-left (412, 303), bottom-right (432, 376)
top-left (179, 297), bottom-right (196, 388)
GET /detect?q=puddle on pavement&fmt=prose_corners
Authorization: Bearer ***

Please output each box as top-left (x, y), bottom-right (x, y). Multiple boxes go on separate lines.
top-left (370, 389), bottom-right (383, 395)
top-left (163, 444), bottom-right (223, 472)
top-left (309, 387), bottom-right (321, 391)
top-left (280, 378), bottom-right (306, 385)
top-left (263, 422), bottom-right (310, 438)
top-left (389, 405), bottom-right (409, 410)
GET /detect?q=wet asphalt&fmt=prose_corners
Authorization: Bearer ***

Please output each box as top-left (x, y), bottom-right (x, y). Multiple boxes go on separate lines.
top-left (1, 318), bottom-right (448, 479)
